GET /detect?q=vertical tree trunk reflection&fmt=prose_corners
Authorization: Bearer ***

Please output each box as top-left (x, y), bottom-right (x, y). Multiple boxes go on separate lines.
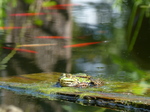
top-left (4, 0), bottom-right (72, 75)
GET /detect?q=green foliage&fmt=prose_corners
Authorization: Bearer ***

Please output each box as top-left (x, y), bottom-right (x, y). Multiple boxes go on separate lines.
top-left (0, 0), bottom-right (8, 26)
top-left (112, 55), bottom-right (145, 80)
top-left (127, 4), bottom-right (145, 51)
top-left (72, 21), bottom-right (83, 38)
top-left (125, 0), bottom-right (150, 51)
top-left (0, 65), bottom-right (7, 70)
top-left (34, 18), bottom-right (43, 26)
top-left (102, 0), bottom-right (150, 84)
top-left (0, 49), bottom-right (16, 70)
top-left (1, 49), bottom-right (16, 65)
top-left (140, 4), bottom-right (150, 17)
top-left (11, 0), bottom-right (17, 7)
top-left (24, 0), bottom-right (35, 4)
top-left (132, 80), bottom-right (149, 95)
top-left (42, 1), bottom-right (57, 7)
top-left (114, 0), bottom-right (150, 51)
top-left (113, 0), bottom-right (123, 11)
top-left (0, 0), bottom-right (16, 70)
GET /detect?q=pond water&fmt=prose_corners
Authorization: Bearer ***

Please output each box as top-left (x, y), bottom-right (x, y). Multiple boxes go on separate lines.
top-left (1, 89), bottom-right (118, 112)
top-left (0, 0), bottom-right (150, 112)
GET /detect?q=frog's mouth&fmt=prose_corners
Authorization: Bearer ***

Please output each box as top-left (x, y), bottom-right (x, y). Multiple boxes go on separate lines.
top-left (61, 78), bottom-right (75, 82)
top-left (60, 79), bottom-right (78, 87)
top-left (62, 80), bottom-right (77, 84)
top-left (63, 81), bottom-right (74, 84)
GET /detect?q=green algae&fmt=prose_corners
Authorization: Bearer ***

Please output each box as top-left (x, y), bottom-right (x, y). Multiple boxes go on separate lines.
top-left (39, 87), bottom-right (80, 94)
top-left (0, 82), bottom-right (149, 107)
top-left (0, 72), bottom-right (149, 107)
top-left (0, 72), bottom-right (150, 97)
top-left (0, 72), bottom-right (60, 83)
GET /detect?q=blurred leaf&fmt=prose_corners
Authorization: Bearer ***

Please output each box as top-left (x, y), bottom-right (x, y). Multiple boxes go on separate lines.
top-left (34, 19), bottom-right (43, 26)
top-left (0, 64), bottom-right (7, 70)
top-left (113, 0), bottom-right (123, 11)
top-left (0, 49), bottom-right (16, 65)
top-left (132, 80), bottom-right (149, 95)
top-left (24, 0), bottom-right (35, 4)
top-left (140, 5), bottom-right (150, 8)
top-left (12, 0), bottom-right (17, 7)
top-left (42, 1), bottom-right (57, 7)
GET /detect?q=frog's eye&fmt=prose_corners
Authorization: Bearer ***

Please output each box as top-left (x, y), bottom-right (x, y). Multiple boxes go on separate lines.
top-left (62, 73), bottom-right (66, 77)
top-left (66, 74), bottom-right (72, 78)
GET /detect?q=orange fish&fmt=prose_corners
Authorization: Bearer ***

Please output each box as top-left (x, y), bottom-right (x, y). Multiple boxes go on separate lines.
top-left (0, 26), bottom-right (32, 30)
top-left (64, 41), bottom-right (104, 48)
top-left (35, 36), bottom-right (70, 39)
top-left (2, 47), bottom-right (37, 53)
top-left (10, 12), bottom-right (55, 16)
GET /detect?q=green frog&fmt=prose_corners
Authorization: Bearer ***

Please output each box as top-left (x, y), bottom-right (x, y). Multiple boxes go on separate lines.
top-left (58, 73), bottom-right (104, 87)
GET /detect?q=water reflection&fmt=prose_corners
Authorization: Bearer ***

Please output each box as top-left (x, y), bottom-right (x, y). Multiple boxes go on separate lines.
top-left (0, 0), bottom-right (149, 111)
top-left (0, 0), bottom-right (114, 76)
top-left (72, 1), bottom-right (113, 40)
top-left (0, 89), bottom-right (117, 112)
top-left (0, 89), bottom-right (68, 112)
top-left (1, 0), bottom-right (72, 74)
top-left (74, 56), bottom-right (105, 76)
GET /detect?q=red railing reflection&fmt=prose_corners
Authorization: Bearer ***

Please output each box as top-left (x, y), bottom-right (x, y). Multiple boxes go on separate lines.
top-left (64, 41), bottom-right (104, 48)
top-left (0, 26), bottom-right (32, 29)
top-left (43, 4), bottom-right (80, 9)
top-left (2, 47), bottom-right (37, 53)
top-left (35, 36), bottom-right (70, 39)
top-left (10, 12), bottom-right (56, 16)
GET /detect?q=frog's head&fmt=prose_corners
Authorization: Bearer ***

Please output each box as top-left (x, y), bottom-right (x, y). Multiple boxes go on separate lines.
top-left (61, 73), bottom-right (72, 78)
top-left (59, 73), bottom-right (78, 87)
top-left (75, 73), bottom-right (91, 79)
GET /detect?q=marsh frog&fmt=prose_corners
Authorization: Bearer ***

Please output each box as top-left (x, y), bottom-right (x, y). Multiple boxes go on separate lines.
top-left (58, 73), bottom-right (103, 87)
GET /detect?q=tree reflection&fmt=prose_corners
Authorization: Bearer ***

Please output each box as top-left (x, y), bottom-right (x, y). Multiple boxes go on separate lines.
top-left (0, 0), bottom-right (72, 75)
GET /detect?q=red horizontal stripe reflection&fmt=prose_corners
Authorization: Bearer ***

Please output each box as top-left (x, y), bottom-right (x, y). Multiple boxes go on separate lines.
top-left (10, 13), bottom-right (55, 16)
top-left (43, 4), bottom-right (80, 9)
top-left (0, 26), bottom-right (32, 29)
top-left (35, 36), bottom-right (70, 39)
top-left (2, 47), bottom-right (37, 53)
top-left (64, 42), bottom-right (103, 48)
